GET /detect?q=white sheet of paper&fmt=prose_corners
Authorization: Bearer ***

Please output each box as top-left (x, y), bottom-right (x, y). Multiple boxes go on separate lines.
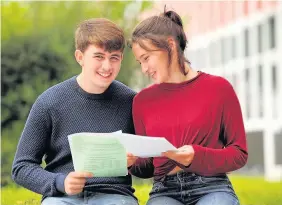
top-left (113, 130), bottom-right (122, 134)
top-left (68, 130), bottom-right (177, 177)
top-left (115, 133), bottom-right (177, 157)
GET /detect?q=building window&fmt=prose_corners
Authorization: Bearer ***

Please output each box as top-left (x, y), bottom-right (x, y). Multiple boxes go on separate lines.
top-left (221, 38), bottom-right (226, 64)
top-left (209, 42), bottom-right (215, 67)
top-left (210, 40), bottom-right (220, 67)
top-left (215, 40), bottom-right (220, 66)
top-left (244, 28), bottom-right (249, 57)
top-left (245, 68), bottom-right (250, 119)
top-left (258, 65), bottom-right (263, 117)
top-left (269, 16), bottom-right (276, 49)
top-left (272, 65), bottom-right (277, 118)
top-left (232, 74), bottom-right (237, 94)
top-left (231, 36), bottom-right (236, 59)
top-left (202, 48), bottom-right (207, 69)
top-left (257, 24), bottom-right (262, 53)
top-left (189, 51), bottom-right (196, 68)
top-left (272, 65), bottom-right (277, 91)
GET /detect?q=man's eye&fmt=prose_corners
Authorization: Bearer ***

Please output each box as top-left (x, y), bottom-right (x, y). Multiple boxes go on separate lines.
top-left (111, 57), bottom-right (119, 61)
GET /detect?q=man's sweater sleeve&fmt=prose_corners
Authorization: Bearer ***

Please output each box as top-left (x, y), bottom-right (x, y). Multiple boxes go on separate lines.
top-left (11, 97), bottom-right (67, 196)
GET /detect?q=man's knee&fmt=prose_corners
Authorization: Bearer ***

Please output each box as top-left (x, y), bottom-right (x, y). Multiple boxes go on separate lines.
top-left (41, 197), bottom-right (64, 205)
top-left (41, 196), bottom-right (81, 205)
top-left (89, 194), bottom-right (138, 205)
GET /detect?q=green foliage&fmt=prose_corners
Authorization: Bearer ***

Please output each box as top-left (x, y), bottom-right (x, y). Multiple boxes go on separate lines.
top-left (1, 35), bottom-right (66, 185)
top-left (1, 36), bottom-right (67, 128)
top-left (231, 176), bottom-right (282, 205)
top-left (1, 176), bottom-right (282, 205)
top-left (1, 1), bottom-right (152, 186)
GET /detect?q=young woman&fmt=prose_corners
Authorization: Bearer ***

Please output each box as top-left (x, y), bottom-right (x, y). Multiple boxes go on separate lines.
top-left (129, 9), bottom-right (248, 205)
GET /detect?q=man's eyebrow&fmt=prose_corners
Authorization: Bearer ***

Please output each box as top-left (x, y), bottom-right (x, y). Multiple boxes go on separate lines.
top-left (93, 52), bottom-right (105, 55)
top-left (111, 54), bottom-right (122, 57)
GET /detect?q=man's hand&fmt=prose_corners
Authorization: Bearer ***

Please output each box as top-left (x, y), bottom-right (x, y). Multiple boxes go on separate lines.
top-left (162, 145), bottom-right (195, 166)
top-left (64, 171), bottom-right (93, 195)
top-left (127, 153), bottom-right (138, 168)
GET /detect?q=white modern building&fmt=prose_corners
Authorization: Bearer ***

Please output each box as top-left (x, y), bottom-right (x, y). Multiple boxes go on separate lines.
top-left (150, 0), bottom-right (282, 181)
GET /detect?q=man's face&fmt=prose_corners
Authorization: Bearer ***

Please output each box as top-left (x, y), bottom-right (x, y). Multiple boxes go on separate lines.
top-left (76, 44), bottom-right (123, 93)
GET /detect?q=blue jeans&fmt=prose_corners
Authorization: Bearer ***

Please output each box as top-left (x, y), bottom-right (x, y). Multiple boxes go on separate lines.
top-left (147, 171), bottom-right (239, 205)
top-left (41, 191), bottom-right (139, 205)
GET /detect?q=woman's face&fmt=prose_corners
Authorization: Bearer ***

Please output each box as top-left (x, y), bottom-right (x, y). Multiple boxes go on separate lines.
top-left (132, 41), bottom-right (171, 84)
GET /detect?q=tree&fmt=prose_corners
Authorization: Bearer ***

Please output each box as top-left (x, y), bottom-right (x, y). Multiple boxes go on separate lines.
top-left (1, 1), bottom-right (152, 185)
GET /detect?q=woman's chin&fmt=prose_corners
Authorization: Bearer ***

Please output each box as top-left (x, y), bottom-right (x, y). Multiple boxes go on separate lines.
top-left (152, 79), bottom-right (161, 84)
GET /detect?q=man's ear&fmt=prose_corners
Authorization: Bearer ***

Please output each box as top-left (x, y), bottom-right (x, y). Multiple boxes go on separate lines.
top-left (75, 50), bottom-right (84, 66)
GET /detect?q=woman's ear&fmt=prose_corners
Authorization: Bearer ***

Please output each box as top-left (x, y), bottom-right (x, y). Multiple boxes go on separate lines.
top-left (75, 50), bottom-right (84, 66)
top-left (167, 37), bottom-right (177, 51)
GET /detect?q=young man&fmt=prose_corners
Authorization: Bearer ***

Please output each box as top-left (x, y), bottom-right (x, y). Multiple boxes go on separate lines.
top-left (12, 18), bottom-right (138, 205)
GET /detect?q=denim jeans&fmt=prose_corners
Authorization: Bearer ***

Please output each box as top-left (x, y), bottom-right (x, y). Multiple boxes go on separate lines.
top-left (41, 191), bottom-right (139, 205)
top-left (147, 171), bottom-right (239, 205)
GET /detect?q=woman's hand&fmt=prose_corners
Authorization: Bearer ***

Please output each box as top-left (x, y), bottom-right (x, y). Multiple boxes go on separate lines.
top-left (162, 145), bottom-right (195, 166)
top-left (127, 153), bottom-right (138, 167)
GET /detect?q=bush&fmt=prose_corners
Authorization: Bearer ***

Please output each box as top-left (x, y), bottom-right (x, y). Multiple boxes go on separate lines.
top-left (1, 36), bottom-right (67, 185)
top-left (1, 1), bottom-right (152, 186)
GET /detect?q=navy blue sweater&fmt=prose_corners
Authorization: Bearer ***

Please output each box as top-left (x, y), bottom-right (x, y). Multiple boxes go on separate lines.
top-left (12, 76), bottom-right (136, 200)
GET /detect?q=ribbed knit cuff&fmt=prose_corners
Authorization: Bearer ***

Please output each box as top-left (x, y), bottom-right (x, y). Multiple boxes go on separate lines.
top-left (55, 174), bottom-right (67, 194)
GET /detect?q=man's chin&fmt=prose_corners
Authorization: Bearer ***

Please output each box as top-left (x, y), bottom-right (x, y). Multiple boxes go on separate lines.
top-left (96, 81), bottom-right (113, 92)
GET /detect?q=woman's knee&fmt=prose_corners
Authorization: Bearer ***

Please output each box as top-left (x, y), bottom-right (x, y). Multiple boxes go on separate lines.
top-left (196, 192), bottom-right (239, 205)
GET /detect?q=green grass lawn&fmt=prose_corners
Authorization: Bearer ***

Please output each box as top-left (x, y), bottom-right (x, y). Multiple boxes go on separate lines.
top-left (2, 176), bottom-right (281, 205)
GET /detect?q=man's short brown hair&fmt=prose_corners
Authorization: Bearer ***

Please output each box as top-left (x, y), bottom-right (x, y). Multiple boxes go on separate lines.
top-left (75, 18), bottom-right (125, 53)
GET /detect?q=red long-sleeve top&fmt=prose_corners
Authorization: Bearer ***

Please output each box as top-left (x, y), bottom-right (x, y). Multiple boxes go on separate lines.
top-left (130, 72), bottom-right (248, 181)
